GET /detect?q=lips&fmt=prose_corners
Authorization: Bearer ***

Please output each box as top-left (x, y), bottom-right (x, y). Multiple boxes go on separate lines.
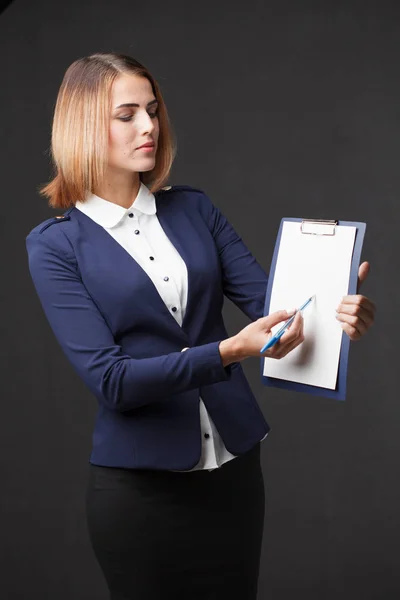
top-left (137, 142), bottom-right (155, 149)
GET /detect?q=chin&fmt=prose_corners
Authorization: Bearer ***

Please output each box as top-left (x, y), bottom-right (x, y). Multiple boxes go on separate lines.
top-left (132, 158), bottom-right (156, 172)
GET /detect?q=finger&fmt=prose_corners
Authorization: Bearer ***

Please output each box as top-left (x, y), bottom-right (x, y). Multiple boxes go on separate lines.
top-left (335, 312), bottom-right (368, 337)
top-left (340, 321), bottom-right (362, 341)
top-left (340, 293), bottom-right (375, 311)
top-left (337, 298), bottom-right (376, 327)
top-left (339, 294), bottom-right (376, 316)
top-left (270, 330), bottom-right (305, 359)
top-left (269, 313), bottom-right (303, 358)
top-left (336, 305), bottom-right (374, 330)
top-left (357, 261), bottom-right (370, 292)
top-left (280, 311), bottom-right (303, 343)
top-left (260, 309), bottom-right (296, 332)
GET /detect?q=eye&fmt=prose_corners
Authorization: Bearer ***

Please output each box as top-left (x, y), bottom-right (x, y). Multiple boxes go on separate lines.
top-left (117, 108), bottom-right (158, 122)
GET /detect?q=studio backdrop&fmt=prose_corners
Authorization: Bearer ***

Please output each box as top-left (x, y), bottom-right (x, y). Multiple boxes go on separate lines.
top-left (1, 0), bottom-right (398, 599)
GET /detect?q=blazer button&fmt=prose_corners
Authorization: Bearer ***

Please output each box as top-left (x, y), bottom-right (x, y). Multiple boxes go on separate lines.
top-left (204, 433), bottom-right (210, 439)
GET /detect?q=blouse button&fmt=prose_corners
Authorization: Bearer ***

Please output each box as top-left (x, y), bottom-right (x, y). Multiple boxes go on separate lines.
top-left (171, 307), bottom-right (177, 313)
top-left (128, 213), bottom-right (134, 218)
top-left (134, 230), bottom-right (140, 235)
top-left (163, 276), bottom-right (169, 282)
top-left (204, 433), bottom-right (210, 439)
top-left (149, 256), bottom-right (154, 260)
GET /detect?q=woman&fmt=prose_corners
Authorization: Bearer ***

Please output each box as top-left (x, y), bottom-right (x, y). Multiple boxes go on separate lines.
top-left (25, 53), bottom-right (375, 600)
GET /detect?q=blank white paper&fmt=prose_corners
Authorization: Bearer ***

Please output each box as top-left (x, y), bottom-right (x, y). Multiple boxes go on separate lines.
top-left (263, 221), bottom-right (356, 389)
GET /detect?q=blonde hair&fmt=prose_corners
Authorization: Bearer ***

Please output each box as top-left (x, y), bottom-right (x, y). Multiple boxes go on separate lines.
top-left (40, 53), bottom-right (176, 209)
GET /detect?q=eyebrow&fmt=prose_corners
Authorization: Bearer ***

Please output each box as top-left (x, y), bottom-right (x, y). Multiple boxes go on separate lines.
top-left (115, 99), bottom-right (158, 109)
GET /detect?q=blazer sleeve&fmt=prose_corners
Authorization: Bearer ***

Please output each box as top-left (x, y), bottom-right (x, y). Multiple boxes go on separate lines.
top-left (198, 191), bottom-right (269, 321)
top-left (26, 228), bottom-right (232, 413)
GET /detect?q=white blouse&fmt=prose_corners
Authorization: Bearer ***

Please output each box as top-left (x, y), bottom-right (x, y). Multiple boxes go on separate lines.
top-left (76, 183), bottom-right (266, 472)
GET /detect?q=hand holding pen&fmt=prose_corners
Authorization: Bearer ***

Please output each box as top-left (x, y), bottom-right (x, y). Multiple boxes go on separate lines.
top-left (220, 302), bottom-right (307, 364)
top-left (260, 295), bottom-right (314, 354)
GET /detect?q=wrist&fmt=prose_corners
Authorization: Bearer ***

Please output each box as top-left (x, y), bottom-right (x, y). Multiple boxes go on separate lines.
top-left (219, 335), bottom-right (247, 366)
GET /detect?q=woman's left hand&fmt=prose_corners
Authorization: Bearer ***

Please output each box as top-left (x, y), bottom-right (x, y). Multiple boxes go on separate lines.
top-left (335, 261), bottom-right (376, 341)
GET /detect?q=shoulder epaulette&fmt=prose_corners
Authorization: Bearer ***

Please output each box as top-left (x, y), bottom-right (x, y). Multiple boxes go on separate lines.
top-left (38, 207), bottom-right (74, 233)
top-left (157, 185), bottom-right (204, 194)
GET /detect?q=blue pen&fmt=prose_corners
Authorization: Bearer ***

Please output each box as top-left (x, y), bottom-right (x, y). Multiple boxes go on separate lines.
top-left (260, 295), bottom-right (315, 354)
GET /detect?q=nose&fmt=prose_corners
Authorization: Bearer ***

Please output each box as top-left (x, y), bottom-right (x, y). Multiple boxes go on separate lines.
top-left (136, 110), bottom-right (155, 135)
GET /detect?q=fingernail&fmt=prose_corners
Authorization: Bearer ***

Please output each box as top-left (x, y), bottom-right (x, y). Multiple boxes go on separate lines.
top-left (286, 308), bottom-right (296, 316)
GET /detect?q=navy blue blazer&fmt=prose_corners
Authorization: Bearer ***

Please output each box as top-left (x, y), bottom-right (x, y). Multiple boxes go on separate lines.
top-left (26, 185), bottom-right (270, 470)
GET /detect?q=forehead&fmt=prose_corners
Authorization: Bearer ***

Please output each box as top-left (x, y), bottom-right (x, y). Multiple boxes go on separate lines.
top-left (111, 74), bottom-right (154, 105)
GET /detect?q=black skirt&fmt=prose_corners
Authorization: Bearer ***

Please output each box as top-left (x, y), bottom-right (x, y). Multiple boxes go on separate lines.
top-left (85, 442), bottom-right (265, 600)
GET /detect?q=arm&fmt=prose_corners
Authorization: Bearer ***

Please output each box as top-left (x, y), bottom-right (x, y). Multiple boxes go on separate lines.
top-left (199, 192), bottom-right (269, 321)
top-left (26, 230), bottom-right (232, 413)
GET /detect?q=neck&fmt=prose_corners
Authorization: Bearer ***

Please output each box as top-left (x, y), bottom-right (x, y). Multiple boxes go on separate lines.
top-left (94, 170), bottom-right (141, 209)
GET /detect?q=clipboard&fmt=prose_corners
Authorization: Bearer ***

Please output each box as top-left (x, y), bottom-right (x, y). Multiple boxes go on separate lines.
top-left (260, 217), bottom-right (366, 401)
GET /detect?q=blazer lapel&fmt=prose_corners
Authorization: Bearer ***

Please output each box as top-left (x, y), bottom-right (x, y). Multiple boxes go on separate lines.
top-left (71, 207), bottom-right (187, 335)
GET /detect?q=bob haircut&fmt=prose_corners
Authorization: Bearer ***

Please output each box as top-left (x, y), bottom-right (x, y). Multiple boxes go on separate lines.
top-left (40, 53), bottom-right (176, 209)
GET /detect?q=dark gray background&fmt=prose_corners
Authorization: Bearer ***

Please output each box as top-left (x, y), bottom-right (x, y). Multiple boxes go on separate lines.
top-left (1, 0), bottom-right (398, 598)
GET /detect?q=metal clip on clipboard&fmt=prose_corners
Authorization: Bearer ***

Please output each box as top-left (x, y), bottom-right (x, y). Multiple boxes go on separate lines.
top-left (300, 219), bottom-right (338, 236)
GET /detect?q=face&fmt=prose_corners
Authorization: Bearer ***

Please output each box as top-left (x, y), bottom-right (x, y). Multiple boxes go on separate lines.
top-left (108, 73), bottom-right (159, 175)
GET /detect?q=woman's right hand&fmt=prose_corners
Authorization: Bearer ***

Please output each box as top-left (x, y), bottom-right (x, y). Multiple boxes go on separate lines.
top-left (219, 309), bottom-right (305, 366)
